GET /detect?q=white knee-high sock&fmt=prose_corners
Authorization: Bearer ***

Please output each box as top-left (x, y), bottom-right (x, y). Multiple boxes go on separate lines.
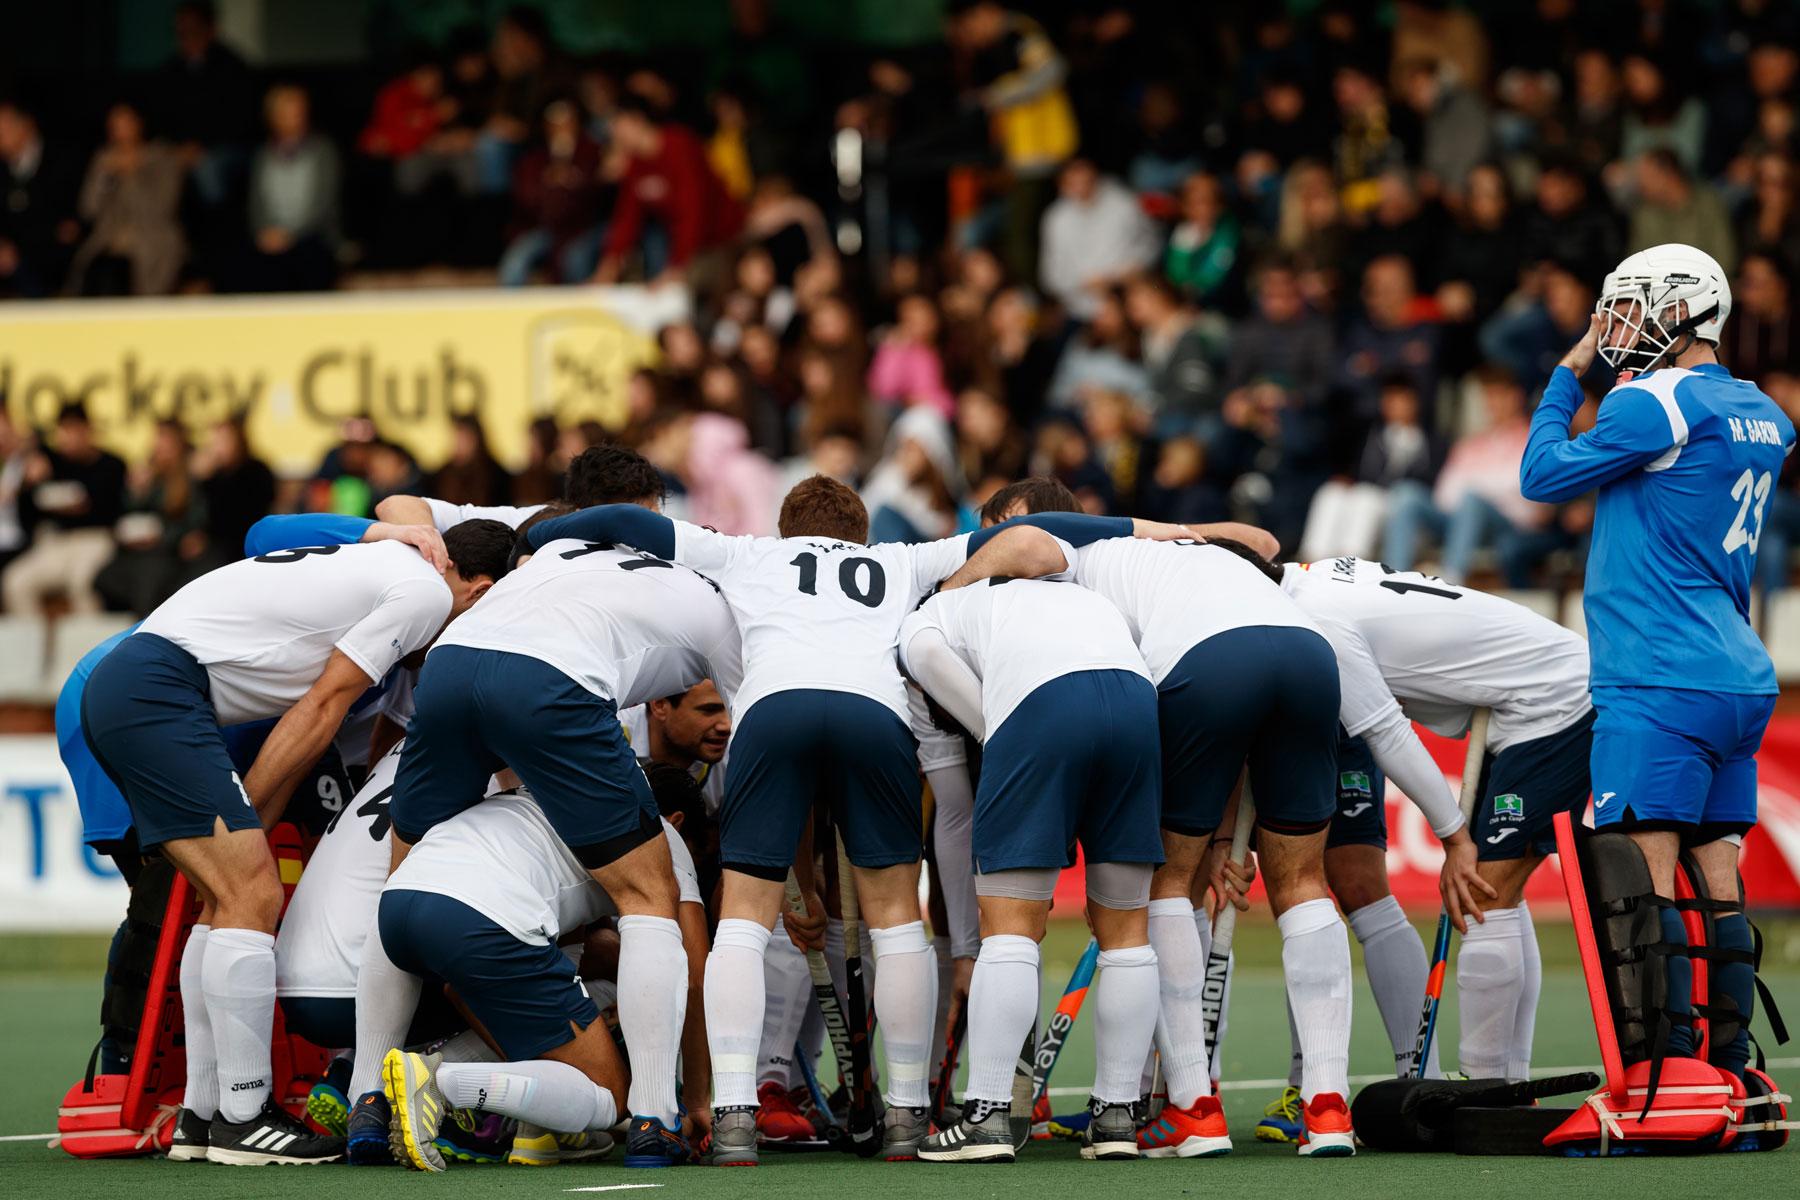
top-left (870, 921), bottom-right (936, 1108)
top-left (205, 927), bottom-right (277, 1123)
top-left (350, 915), bottom-right (422, 1101)
top-left (435, 1029), bottom-right (500, 1065)
top-left (705, 919), bottom-right (770, 1109)
top-left (1092, 945), bottom-right (1160, 1104)
top-left (180, 925), bottom-right (217, 1119)
top-left (759, 917), bottom-right (811, 1089)
top-left (1348, 895), bottom-right (1435, 1077)
top-left (1456, 906), bottom-right (1523, 1080)
top-left (965, 934), bottom-right (1039, 1103)
top-left (1284, 996), bottom-right (1303, 1088)
top-left (1511, 902), bottom-right (1541, 1082)
top-left (1197, 907), bottom-right (1233, 1084)
top-left (438, 1059), bottom-right (616, 1131)
top-left (1278, 899), bottom-right (1351, 1101)
top-left (1147, 898), bottom-right (1211, 1106)
top-left (616, 914), bottom-right (688, 1125)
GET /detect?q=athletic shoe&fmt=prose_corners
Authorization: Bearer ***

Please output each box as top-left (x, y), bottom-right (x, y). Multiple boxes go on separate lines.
top-left (882, 1104), bottom-right (929, 1160)
top-left (346, 1091), bottom-right (395, 1166)
top-left (1254, 1085), bottom-right (1303, 1143)
top-left (1079, 1097), bottom-right (1141, 1161)
top-left (381, 1049), bottom-right (448, 1172)
top-left (508, 1122), bottom-right (615, 1166)
top-left (166, 1107), bottom-right (210, 1162)
top-left (622, 1115), bottom-right (691, 1167)
top-left (206, 1098), bottom-right (345, 1165)
top-left (709, 1106), bottom-right (759, 1166)
top-left (756, 1081), bottom-right (816, 1141)
top-left (918, 1098), bottom-right (1015, 1163)
top-left (1046, 1110), bottom-right (1089, 1139)
top-left (1297, 1092), bottom-right (1355, 1157)
top-left (306, 1080), bottom-right (350, 1137)
top-left (1138, 1095), bottom-right (1232, 1158)
top-left (437, 1110), bottom-right (513, 1164)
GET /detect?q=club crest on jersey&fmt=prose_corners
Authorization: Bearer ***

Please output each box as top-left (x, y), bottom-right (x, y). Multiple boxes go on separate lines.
top-left (1339, 770), bottom-right (1372, 796)
top-left (1492, 793), bottom-right (1524, 822)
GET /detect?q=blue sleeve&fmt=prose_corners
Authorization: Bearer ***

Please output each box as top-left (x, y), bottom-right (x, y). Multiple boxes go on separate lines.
top-left (1520, 367), bottom-right (1676, 503)
top-left (525, 504), bottom-right (677, 558)
top-left (242, 513), bottom-right (374, 558)
top-left (967, 512), bottom-right (1133, 555)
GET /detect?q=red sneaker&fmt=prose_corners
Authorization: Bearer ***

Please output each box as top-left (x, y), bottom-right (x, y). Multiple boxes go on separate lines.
top-left (756, 1082), bottom-right (815, 1142)
top-left (1138, 1095), bottom-right (1232, 1158)
top-left (1297, 1092), bottom-right (1354, 1157)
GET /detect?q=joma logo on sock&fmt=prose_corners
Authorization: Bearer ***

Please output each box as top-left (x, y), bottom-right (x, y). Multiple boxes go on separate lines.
top-left (475, 1088), bottom-right (489, 1111)
top-left (230, 1080), bottom-right (267, 1091)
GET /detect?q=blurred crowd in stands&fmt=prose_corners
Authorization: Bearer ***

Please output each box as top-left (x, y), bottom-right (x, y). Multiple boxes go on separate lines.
top-left (4, 0), bottom-right (1800, 622)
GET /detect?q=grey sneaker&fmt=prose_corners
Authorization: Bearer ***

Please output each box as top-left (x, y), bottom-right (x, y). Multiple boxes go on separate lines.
top-left (918, 1099), bottom-right (1016, 1163)
top-left (1080, 1097), bottom-right (1141, 1161)
top-left (882, 1104), bottom-right (929, 1161)
top-left (507, 1122), bottom-right (615, 1166)
top-left (709, 1106), bottom-right (759, 1166)
top-left (382, 1049), bottom-right (447, 1172)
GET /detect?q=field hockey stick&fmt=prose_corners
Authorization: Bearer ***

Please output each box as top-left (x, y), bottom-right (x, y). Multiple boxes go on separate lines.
top-left (930, 1003), bottom-right (967, 1123)
top-left (1202, 782), bottom-right (1257, 1072)
top-left (784, 873), bottom-right (854, 1148)
top-left (1411, 706), bottom-right (1492, 1078)
top-left (796, 1037), bottom-right (838, 1128)
top-left (834, 833), bottom-right (882, 1157)
top-left (1030, 937), bottom-right (1100, 1125)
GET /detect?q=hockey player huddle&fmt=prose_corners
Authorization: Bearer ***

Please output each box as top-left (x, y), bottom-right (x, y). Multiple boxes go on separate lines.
top-left (66, 437), bottom-right (1774, 1170)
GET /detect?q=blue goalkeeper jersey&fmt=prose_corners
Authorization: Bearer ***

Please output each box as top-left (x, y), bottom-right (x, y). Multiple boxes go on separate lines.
top-left (1521, 363), bottom-right (1794, 694)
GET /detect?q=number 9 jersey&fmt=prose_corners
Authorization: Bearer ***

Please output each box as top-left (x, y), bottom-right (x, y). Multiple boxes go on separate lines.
top-left (1522, 363), bottom-right (1796, 694)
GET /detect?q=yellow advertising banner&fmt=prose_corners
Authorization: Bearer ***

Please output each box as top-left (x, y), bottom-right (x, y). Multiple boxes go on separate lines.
top-left (0, 286), bottom-right (684, 475)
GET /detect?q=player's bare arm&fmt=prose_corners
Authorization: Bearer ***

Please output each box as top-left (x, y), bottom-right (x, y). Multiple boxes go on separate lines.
top-left (242, 650), bottom-right (385, 828)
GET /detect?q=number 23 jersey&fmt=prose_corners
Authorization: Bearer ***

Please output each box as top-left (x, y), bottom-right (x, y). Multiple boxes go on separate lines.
top-left (669, 522), bottom-right (971, 724)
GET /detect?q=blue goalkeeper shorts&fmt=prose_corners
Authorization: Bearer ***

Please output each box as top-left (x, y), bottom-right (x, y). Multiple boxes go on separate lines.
top-left (1589, 686), bottom-right (1774, 833)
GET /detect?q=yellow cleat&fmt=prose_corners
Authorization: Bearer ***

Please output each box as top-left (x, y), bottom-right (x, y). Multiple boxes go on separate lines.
top-left (507, 1122), bottom-right (615, 1166)
top-left (1254, 1085), bottom-right (1304, 1144)
top-left (381, 1049), bottom-right (448, 1173)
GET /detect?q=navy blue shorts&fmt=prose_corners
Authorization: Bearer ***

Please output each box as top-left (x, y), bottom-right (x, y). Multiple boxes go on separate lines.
top-left (391, 647), bottom-right (658, 860)
top-left (80, 634), bottom-right (261, 850)
top-left (1590, 687), bottom-right (1772, 833)
top-left (1156, 626), bottom-right (1340, 836)
top-left (1327, 732), bottom-right (1388, 850)
top-left (975, 670), bottom-right (1165, 873)
top-left (720, 689), bottom-right (922, 875)
top-left (279, 988), bottom-right (462, 1052)
top-left (1470, 708), bottom-right (1596, 860)
top-left (378, 889), bottom-right (597, 1062)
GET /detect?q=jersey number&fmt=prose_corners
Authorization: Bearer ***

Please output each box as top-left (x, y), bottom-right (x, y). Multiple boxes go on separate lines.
top-left (1723, 469), bottom-right (1773, 556)
top-left (253, 545), bottom-right (342, 564)
top-left (560, 542), bottom-right (674, 571)
top-left (790, 552), bottom-right (887, 608)
top-left (1378, 579), bottom-right (1461, 601)
top-left (324, 785), bottom-right (391, 841)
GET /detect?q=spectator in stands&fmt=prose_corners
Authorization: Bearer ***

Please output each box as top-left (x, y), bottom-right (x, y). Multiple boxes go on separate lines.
top-left (388, 32), bottom-right (493, 201)
top-left (1163, 171), bottom-right (1241, 310)
top-left (1048, 287), bottom-right (1148, 412)
top-left (237, 84), bottom-right (340, 292)
top-left (982, 285), bottom-right (1061, 427)
top-left (1519, 157), bottom-right (1621, 284)
top-left (1333, 60), bottom-right (1405, 218)
top-left (1399, 57), bottom-right (1493, 198)
top-left (1039, 157), bottom-right (1160, 321)
top-left (1124, 271), bottom-right (1221, 436)
top-left (1738, 152), bottom-right (1800, 273)
top-left (955, 384), bottom-right (1027, 493)
top-left (68, 100), bottom-right (185, 296)
top-left (593, 100), bottom-right (743, 284)
top-left (1436, 162), bottom-right (1521, 329)
top-left (1724, 251), bottom-right (1800, 382)
top-left (1140, 435), bottom-right (1227, 525)
top-left (865, 406), bottom-right (965, 543)
top-left (1225, 258), bottom-right (1335, 407)
top-left (1238, 68), bottom-right (1333, 172)
top-left (1082, 388), bottom-right (1149, 513)
top-left (867, 293), bottom-right (954, 417)
top-left (1301, 370), bottom-right (1445, 561)
top-left (4, 404), bottom-right (127, 616)
top-left (1335, 254), bottom-right (1443, 428)
top-left (1565, 48), bottom-right (1625, 173)
top-left (671, 411), bottom-right (781, 536)
top-left (96, 420), bottom-right (203, 614)
top-left (359, 52), bottom-right (454, 168)
top-left (1380, 364), bottom-right (1553, 586)
top-left (157, 1), bottom-right (256, 210)
top-left (1628, 147), bottom-right (1736, 271)
top-left (427, 414), bottom-right (510, 508)
top-left (498, 97), bottom-right (608, 286)
top-left (1479, 258), bottom-right (1595, 395)
top-left (1276, 158), bottom-right (1350, 307)
top-left (1618, 53), bottom-right (1706, 175)
top-left (0, 409), bottom-right (32, 579)
top-left (475, 7), bottom-right (563, 195)
top-left (510, 416), bottom-right (562, 506)
top-left (0, 99), bottom-right (82, 298)
top-left (1756, 372), bottom-right (1800, 596)
top-left (189, 416), bottom-right (275, 569)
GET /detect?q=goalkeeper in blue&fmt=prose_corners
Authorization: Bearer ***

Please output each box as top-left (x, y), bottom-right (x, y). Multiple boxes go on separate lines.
top-left (1520, 243), bottom-right (1792, 1095)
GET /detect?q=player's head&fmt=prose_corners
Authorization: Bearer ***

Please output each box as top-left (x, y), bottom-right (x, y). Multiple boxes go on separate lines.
top-left (507, 501), bottom-right (575, 570)
top-left (644, 760), bottom-right (712, 871)
top-left (649, 680), bottom-right (730, 766)
top-left (565, 444), bottom-right (666, 510)
top-left (1203, 536), bottom-right (1285, 586)
top-left (979, 475), bottom-right (1080, 526)
top-left (779, 474), bottom-right (868, 542)
top-left (442, 518), bottom-right (515, 615)
top-left (1594, 242), bottom-right (1731, 373)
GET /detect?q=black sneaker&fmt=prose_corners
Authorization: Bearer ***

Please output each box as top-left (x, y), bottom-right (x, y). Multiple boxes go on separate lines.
top-left (206, 1098), bottom-right (345, 1166)
top-left (919, 1098), bottom-right (1016, 1163)
top-left (166, 1107), bottom-right (210, 1162)
top-left (346, 1091), bottom-right (395, 1166)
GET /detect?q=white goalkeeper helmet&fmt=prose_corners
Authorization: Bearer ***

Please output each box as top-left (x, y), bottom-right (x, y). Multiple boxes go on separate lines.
top-left (1594, 243), bottom-right (1731, 373)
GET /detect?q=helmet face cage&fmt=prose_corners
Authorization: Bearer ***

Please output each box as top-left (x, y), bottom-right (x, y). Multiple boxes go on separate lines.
top-left (1595, 278), bottom-right (1688, 372)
